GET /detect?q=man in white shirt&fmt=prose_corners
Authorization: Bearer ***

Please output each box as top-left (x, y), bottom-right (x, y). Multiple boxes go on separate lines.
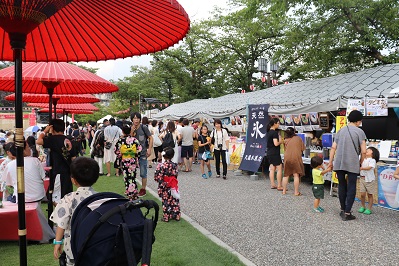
top-left (2, 141), bottom-right (46, 203)
top-left (180, 118), bottom-right (197, 172)
top-left (103, 117), bottom-right (122, 176)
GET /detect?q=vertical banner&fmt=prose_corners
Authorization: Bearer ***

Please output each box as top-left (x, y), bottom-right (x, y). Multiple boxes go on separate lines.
top-left (335, 116), bottom-right (347, 132)
top-left (239, 104), bottom-right (269, 172)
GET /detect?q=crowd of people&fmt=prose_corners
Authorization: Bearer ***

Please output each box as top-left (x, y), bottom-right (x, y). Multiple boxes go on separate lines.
top-left (265, 110), bottom-right (383, 221)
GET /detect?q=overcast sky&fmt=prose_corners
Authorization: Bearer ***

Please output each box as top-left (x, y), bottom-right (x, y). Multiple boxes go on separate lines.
top-left (77, 0), bottom-right (228, 81)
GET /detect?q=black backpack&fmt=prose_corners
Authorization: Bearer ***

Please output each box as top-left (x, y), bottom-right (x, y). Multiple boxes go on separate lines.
top-left (162, 131), bottom-right (175, 149)
top-left (71, 192), bottom-right (159, 266)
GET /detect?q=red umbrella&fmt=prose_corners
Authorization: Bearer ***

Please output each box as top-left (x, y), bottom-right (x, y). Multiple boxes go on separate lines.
top-left (0, 62), bottom-right (118, 94)
top-left (0, 1), bottom-right (190, 62)
top-left (39, 109), bottom-right (94, 115)
top-left (0, 1), bottom-right (189, 263)
top-left (5, 93), bottom-right (100, 104)
top-left (28, 103), bottom-right (99, 111)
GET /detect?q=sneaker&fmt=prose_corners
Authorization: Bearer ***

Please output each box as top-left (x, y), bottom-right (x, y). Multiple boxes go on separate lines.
top-left (317, 207), bottom-right (325, 213)
top-left (339, 210), bottom-right (345, 218)
top-left (222, 175), bottom-right (227, 180)
top-left (138, 188), bottom-right (146, 197)
top-left (358, 207), bottom-right (365, 213)
top-left (342, 212), bottom-right (356, 221)
top-left (202, 174), bottom-right (208, 179)
top-left (363, 209), bottom-right (372, 215)
top-left (313, 208), bottom-right (322, 213)
top-left (208, 171), bottom-right (212, 178)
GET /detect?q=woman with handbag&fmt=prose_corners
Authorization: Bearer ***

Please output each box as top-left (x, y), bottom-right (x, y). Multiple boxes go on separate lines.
top-left (198, 125), bottom-right (213, 179)
top-left (210, 119), bottom-right (229, 179)
top-left (149, 120), bottom-right (163, 164)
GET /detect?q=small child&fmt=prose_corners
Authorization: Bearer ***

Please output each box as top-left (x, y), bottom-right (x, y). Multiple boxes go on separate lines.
top-left (115, 125), bottom-right (142, 200)
top-left (154, 147), bottom-right (180, 222)
top-left (310, 156), bottom-right (331, 213)
top-left (358, 147), bottom-right (379, 215)
top-left (51, 157), bottom-right (100, 265)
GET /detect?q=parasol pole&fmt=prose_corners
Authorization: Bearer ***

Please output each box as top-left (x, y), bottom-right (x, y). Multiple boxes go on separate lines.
top-left (53, 97), bottom-right (59, 119)
top-left (10, 32), bottom-right (28, 266)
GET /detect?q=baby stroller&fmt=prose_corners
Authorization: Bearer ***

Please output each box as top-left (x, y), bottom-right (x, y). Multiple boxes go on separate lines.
top-left (71, 192), bottom-right (159, 266)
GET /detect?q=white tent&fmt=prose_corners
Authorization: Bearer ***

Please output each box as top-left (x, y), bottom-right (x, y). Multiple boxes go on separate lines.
top-left (154, 63), bottom-right (399, 119)
top-left (97, 114), bottom-right (113, 124)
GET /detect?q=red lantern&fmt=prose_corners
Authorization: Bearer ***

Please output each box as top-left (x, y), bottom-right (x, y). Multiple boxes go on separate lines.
top-left (284, 81), bottom-right (289, 85)
top-left (272, 79), bottom-right (278, 86)
top-left (241, 89), bottom-right (246, 93)
top-left (261, 76), bottom-right (266, 83)
top-left (250, 84), bottom-right (255, 91)
top-left (165, 103), bottom-right (169, 107)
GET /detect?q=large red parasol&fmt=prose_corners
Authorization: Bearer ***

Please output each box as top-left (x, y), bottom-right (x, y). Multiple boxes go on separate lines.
top-left (0, 1), bottom-right (189, 263)
top-left (5, 93), bottom-right (100, 104)
top-left (0, 1), bottom-right (190, 62)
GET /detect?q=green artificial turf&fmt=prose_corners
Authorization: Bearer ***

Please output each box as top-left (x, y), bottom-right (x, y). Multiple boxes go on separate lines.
top-left (0, 165), bottom-right (245, 266)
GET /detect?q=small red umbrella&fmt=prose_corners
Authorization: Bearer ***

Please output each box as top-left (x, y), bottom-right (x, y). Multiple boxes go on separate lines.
top-left (28, 103), bottom-right (99, 111)
top-left (5, 93), bottom-right (100, 104)
top-left (39, 109), bottom-right (94, 115)
top-left (0, 62), bottom-right (118, 94)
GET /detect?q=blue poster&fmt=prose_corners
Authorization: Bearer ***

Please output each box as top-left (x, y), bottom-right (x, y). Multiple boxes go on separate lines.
top-left (239, 104), bottom-right (269, 172)
top-left (377, 165), bottom-right (399, 211)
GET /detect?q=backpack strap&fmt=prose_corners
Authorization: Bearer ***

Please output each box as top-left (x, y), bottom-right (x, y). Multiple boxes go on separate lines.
top-left (141, 124), bottom-right (150, 138)
top-left (141, 219), bottom-right (154, 266)
top-left (121, 223), bottom-right (137, 266)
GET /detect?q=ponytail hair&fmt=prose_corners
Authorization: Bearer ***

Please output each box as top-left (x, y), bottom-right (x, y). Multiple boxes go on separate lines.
top-left (267, 118), bottom-right (280, 132)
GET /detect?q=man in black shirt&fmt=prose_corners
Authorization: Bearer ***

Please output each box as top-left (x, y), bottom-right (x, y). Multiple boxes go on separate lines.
top-left (37, 119), bottom-right (77, 198)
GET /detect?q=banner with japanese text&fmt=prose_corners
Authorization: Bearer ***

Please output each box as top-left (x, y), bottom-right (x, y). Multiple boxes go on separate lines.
top-left (239, 104), bottom-right (269, 172)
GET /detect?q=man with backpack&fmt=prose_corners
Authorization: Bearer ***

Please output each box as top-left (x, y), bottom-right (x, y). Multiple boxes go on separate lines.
top-left (130, 112), bottom-right (153, 197)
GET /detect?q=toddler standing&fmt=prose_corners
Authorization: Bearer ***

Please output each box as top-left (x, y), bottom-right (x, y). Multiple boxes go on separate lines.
top-left (310, 156), bottom-right (331, 213)
top-left (358, 147), bottom-right (379, 215)
top-left (154, 147), bottom-right (180, 222)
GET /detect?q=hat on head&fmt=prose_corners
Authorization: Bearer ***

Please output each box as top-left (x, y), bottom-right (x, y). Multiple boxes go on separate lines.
top-left (193, 118), bottom-right (200, 123)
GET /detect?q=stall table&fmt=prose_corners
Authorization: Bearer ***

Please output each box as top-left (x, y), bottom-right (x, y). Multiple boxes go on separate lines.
top-left (0, 201), bottom-right (43, 241)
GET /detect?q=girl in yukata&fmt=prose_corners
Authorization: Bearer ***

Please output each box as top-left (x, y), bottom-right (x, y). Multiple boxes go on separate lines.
top-left (115, 125), bottom-right (142, 200)
top-left (154, 147), bottom-right (180, 222)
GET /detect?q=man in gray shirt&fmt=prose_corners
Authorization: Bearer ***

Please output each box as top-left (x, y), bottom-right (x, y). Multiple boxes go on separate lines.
top-left (130, 112), bottom-right (153, 197)
top-left (328, 110), bottom-right (367, 221)
top-left (180, 118), bottom-right (197, 172)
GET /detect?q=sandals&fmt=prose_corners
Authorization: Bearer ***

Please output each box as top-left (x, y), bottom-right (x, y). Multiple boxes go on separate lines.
top-left (277, 187), bottom-right (284, 191)
top-left (294, 192), bottom-right (302, 196)
top-left (106, 173), bottom-right (111, 177)
top-left (271, 186), bottom-right (277, 189)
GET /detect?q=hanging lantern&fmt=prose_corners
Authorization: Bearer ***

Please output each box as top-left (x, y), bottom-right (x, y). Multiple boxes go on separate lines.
top-left (165, 103), bottom-right (169, 107)
top-left (284, 81), bottom-right (289, 85)
top-left (151, 104), bottom-right (155, 108)
top-left (261, 76), bottom-right (266, 83)
top-left (241, 89), bottom-right (246, 94)
top-left (272, 79), bottom-right (278, 86)
top-left (250, 84), bottom-right (255, 91)
top-left (160, 103), bottom-right (163, 108)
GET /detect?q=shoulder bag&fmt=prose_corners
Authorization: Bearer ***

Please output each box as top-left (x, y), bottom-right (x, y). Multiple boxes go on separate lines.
top-left (347, 126), bottom-right (360, 155)
top-left (105, 131), bottom-right (118, 150)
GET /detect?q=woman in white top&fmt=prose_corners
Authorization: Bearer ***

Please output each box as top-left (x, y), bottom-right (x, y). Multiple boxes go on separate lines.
top-left (210, 119), bottom-right (229, 179)
top-left (150, 120), bottom-right (163, 164)
top-left (159, 121), bottom-right (181, 164)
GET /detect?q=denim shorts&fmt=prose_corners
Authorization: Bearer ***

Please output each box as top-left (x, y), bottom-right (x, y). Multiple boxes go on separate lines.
top-left (139, 157), bottom-right (147, 178)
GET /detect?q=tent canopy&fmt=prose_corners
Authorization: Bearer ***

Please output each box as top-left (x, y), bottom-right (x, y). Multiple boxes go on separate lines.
top-left (154, 63), bottom-right (399, 119)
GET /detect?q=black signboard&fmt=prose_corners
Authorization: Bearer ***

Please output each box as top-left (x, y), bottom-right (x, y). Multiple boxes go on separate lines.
top-left (319, 113), bottom-right (329, 129)
top-left (239, 104), bottom-right (269, 172)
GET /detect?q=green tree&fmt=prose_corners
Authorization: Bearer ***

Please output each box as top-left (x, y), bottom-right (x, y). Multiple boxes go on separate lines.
top-left (197, 0), bottom-right (285, 92)
top-left (271, 0), bottom-right (399, 79)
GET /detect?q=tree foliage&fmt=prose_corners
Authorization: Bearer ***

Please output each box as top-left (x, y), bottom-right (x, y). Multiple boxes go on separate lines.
top-left (271, 0), bottom-right (399, 79)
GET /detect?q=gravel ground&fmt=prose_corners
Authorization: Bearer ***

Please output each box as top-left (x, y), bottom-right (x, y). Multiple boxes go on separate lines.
top-left (145, 163), bottom-right (399, 266)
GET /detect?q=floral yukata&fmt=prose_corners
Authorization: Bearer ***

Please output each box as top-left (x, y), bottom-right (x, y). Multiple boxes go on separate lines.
top-left (154, 160), bottom-right (180, 222)
top-left (115, 135), bottom-right (142, 200)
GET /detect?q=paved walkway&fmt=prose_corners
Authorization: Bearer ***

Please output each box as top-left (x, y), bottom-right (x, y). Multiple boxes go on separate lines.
top-left (145, 163), bottom-right (398, 266)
